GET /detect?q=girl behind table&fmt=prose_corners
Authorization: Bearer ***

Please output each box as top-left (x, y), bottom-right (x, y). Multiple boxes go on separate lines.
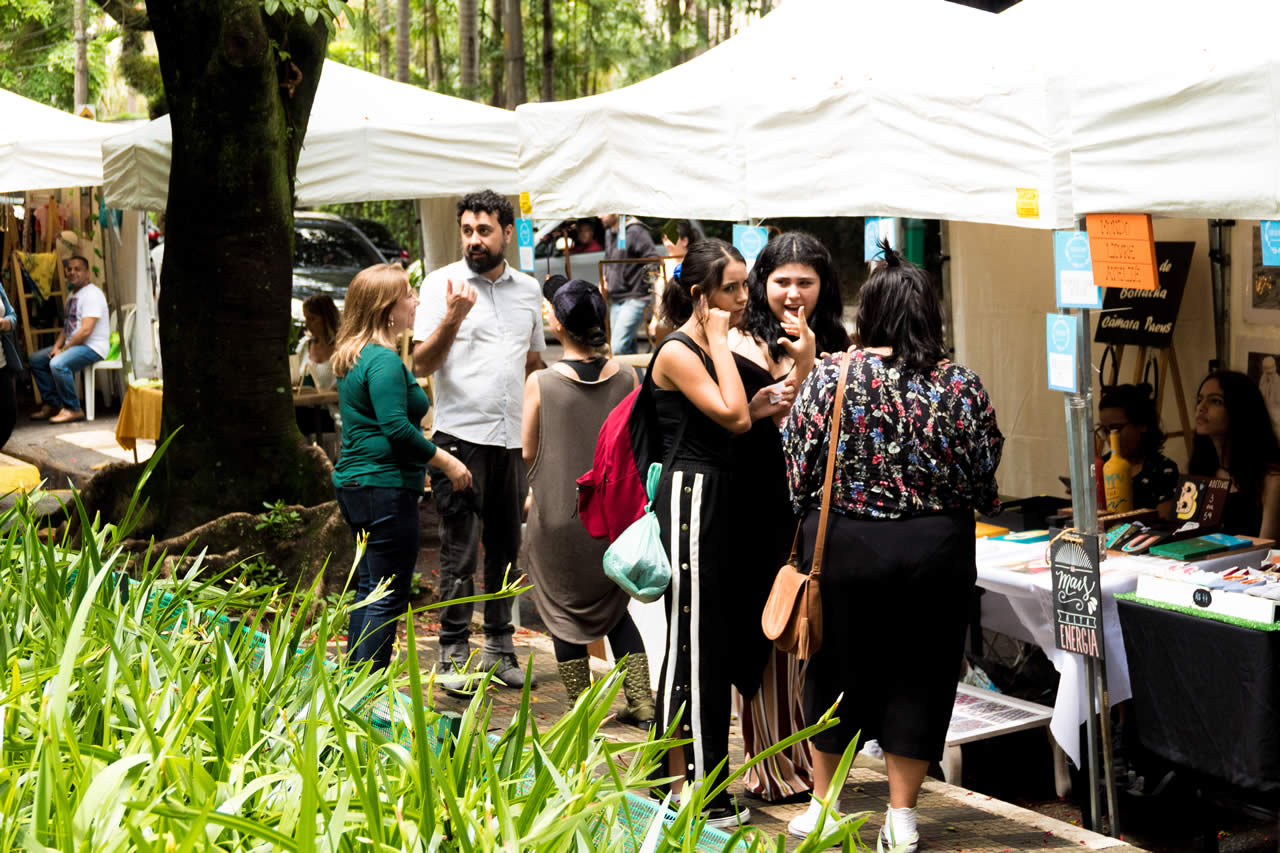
top-left (1097, 383), bottom-right (1178, 518)
top-left (727, 231), bottom-right (851, 802)
top-left (1189, 370), bottom-right (1280, 539)
top-left (781, 242), bottom-right (1003, 849)
top-left (648, 238), bottom-right (753, 828)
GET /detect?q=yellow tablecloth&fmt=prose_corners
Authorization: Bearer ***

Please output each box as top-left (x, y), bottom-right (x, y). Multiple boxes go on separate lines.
top-left (115, 385), bottom-right (163, 452)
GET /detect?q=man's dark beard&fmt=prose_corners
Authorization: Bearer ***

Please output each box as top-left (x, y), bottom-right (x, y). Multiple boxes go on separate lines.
top-left (465, 247), bottom-right (504, 274)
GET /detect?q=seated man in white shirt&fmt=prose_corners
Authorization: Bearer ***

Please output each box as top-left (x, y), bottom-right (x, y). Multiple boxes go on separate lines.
top-left (30, 255), bottom-right (109, 424)
top-left (412, 190), bottom-right (546, 690)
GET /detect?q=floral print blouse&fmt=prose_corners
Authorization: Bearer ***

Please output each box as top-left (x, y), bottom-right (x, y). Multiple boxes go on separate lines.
top-left (782, 350), bottom-right (1004, 519)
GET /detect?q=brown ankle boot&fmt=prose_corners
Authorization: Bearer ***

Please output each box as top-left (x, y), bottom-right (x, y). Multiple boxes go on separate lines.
top-left (619, 652), bottom-right (655, 727)
top-left (557, 657), bottom-right (592, 706)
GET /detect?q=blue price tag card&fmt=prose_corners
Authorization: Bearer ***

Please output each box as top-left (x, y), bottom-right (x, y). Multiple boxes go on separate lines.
top-left (1054, 231), bottom-right (1102, 309)
top-left (1262, 221), bottom-right (1280, 266)
top-left (864, 217), bottom-right (896, 261)
top-left (1046, 312), bottom-right (1079, 393)
top-left (616, 215), bottom-right (626, 250)
top-left (733, 224), bottom-right (769, 268)
top-left (516, 217), bottom-right (535, 273)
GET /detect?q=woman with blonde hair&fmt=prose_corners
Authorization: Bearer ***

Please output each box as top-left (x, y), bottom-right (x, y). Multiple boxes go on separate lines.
top-left (332, 264), bottom-right (472, 670)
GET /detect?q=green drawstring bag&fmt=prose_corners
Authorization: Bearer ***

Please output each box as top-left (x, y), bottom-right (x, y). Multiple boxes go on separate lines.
top-left (603, 463), bottom-right (671, 603)
top-left (105, 331), bottom-right (120, 362)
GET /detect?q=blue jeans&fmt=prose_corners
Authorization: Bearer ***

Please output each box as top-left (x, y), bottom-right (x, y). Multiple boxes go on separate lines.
top-left (610, 298), bottom-right (649, 355)
top-left (336, 485), bottom-right (421, 670)
top-left (29, 344), bottom-right (100, 412)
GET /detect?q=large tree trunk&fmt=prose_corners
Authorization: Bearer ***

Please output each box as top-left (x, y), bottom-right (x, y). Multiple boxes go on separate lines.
top-left (425, 0), bottom-right (444, 89)
top-left (459, 0), bottom-right (479, 98)
top-left (145, 0), bottom-right (332, 534)
top-left (487, 0), bottom-right (503, 107)
top-left (396, 0), bottom-right (410, 82)
top-left (378, 0), bottom-right (390, 77)
top-left (503, 0), bottom-right (525, 108)
top-left (540, 0), bottom-right (552, 101)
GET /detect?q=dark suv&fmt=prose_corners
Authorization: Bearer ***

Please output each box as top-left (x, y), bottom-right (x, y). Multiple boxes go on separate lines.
top-left (292, 212), bottom-right (385, 319)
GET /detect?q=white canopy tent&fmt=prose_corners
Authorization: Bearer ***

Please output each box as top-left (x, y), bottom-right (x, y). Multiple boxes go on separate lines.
top-left (517, 0), bottom-right (1073, 229)
top-left (1003, 0), bottom-right (1280, 220)
top-left (102, 59), bottom-right (520, 210)
top-left (102, 60), bottom-right (522, 381)
top-left (0, 88), bottom-right (126, 193)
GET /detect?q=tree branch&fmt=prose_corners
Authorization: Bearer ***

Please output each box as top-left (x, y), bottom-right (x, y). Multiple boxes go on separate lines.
top-left (90, 0), bottom-right (151, 29)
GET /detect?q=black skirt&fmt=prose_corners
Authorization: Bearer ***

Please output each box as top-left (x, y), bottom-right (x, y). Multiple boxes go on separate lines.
top-left (800, 507), bottom-right (975, 762)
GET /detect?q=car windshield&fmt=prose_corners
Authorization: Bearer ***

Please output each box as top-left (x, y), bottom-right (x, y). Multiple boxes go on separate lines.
top-left (295, 221), bottom-right (381, 269)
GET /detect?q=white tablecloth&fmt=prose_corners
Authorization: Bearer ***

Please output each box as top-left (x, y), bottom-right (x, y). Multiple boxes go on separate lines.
top-left (975, 539), bottom-right (1268, 767)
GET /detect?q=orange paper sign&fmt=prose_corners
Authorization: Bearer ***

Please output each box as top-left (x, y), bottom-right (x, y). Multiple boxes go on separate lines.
top-left (1085, 214), bottom-right (1158, 290)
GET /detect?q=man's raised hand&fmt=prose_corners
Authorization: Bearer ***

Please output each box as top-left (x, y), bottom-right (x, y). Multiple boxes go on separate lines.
top-left (444, 278), bottom-right (478, 323)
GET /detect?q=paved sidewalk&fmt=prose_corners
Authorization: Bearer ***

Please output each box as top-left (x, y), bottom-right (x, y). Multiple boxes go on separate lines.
top-left (411, 619), bottom-right (1144, 853)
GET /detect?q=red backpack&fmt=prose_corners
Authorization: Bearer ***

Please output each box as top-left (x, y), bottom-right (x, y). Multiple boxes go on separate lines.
top-left (576, 333), bottom-right (693, 541)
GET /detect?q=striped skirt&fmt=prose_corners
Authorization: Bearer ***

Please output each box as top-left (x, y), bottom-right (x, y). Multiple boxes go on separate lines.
top-left (734, 649), bottom-right (814, 800)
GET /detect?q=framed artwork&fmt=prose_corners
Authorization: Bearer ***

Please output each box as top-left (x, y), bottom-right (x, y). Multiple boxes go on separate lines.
top-left (1238, 336), bottom-right (1280, 437)
top-left (1246, 223), bottom-right (1280, 324)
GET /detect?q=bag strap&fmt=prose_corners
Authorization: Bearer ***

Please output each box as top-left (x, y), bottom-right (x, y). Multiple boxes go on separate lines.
top-left (809, 350), bottom-right (852, 581)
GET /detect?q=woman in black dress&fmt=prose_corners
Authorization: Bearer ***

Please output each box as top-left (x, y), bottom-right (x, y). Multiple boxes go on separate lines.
top-left (727, 232), bottom-right (850, 802)
top-left (781, 243), bottom-right (1003, 850)
top-left (648, 239), bottom-right (753, 829)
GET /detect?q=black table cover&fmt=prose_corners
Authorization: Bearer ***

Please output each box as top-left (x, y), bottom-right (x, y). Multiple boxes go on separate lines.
top-left (1117, 597), bottom-right (1280, 794)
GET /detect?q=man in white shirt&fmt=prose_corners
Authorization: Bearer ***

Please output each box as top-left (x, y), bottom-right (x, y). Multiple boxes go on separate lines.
top-left (413, 190), bottom-right (546, 689)
top-left (30, 255), bottom-right (108, 424)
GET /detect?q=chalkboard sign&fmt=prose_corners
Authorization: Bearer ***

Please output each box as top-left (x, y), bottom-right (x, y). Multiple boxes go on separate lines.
top-left (1173, 475), bottom-right (1232, 530)
top-left (1093, 242), bottom-right (1194, 348)
top-left (1050, 531), bottom-right (1104, 660)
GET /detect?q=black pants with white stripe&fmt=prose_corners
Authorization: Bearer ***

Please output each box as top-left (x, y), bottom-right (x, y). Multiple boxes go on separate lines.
top-left (655, 464), bottom-right (735, 792)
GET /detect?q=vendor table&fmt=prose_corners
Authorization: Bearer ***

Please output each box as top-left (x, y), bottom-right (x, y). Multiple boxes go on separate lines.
top-left (975, 539), bottom-right (1269, 769)
top-left (1118, 597), bottom-right (1280, 794)
top-left (115, 384), bottom-right (164, 459)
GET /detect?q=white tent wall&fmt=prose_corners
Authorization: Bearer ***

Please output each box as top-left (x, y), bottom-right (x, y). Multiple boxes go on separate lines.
top-left (120, 212), bottom-right (159, 379)
top-left (950, 219), bottom-right (1217, 499)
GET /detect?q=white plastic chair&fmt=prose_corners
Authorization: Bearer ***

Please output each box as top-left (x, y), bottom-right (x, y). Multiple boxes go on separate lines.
top-left (86, 306), bottom-right (135, 421)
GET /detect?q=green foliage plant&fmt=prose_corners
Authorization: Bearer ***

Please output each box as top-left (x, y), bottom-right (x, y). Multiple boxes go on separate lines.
top-left (0, 437), bottom-right (871, 850)
top-left (255, 498), bottom-right (303, 539)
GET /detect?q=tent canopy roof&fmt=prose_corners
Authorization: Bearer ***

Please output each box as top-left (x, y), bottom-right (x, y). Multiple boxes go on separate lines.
top-left (1004, 0), bottom-right (1280, 220)
top-left (0, 89), bottom-right (128, 193)
top-left (103, 60), bottom-right (520, 210)
top-left (517, 0), bottom-right (1073, 228)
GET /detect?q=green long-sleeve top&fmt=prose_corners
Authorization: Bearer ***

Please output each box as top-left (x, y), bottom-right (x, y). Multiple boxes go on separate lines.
top-left (332, 343), bottom-right (437, 490)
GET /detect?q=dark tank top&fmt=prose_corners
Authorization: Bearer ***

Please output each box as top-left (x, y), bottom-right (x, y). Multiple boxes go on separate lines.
top-left (652, 332), bottom-right (733, 467)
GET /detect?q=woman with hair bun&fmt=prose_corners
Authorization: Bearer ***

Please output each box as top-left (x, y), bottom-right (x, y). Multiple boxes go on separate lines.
top-left (781, 242), bottom-right (1003, 848)
top-left (521, 277), bottom-right (653, 723)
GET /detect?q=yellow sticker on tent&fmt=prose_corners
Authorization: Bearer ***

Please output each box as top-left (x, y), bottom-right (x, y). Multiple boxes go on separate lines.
top-left (1016, 188), bottom-right (1040, 219)
top-left (519, 192), bottom-right (533, 215)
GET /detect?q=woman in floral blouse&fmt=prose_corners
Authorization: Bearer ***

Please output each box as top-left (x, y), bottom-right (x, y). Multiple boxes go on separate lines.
top-left (780, 242), bottom-right (1003, 850)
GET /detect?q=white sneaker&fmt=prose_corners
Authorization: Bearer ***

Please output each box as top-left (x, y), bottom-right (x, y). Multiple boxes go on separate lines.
top-left (878, 826), bottom-right (920, 853)
top-left (787, 804), bottom-right (841, 840)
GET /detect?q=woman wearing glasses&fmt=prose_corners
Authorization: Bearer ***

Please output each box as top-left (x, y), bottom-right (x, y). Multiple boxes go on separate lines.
top-left (1097, 384), bottom-right (1179, 518)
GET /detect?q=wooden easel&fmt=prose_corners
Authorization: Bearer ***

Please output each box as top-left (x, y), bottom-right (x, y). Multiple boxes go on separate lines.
top-left (9, 253), bottom-right (67, 405)
top-left (1106, 343), bottom-right (1194, 458)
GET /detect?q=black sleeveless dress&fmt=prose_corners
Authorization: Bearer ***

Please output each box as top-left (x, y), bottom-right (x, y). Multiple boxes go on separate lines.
top-left (650, 332), bottom-right (739, 794)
